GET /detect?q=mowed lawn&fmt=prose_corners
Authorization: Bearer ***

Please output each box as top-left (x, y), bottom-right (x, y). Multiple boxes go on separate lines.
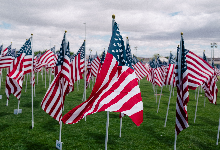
top-left (1, 68), bottom-right (220, 150)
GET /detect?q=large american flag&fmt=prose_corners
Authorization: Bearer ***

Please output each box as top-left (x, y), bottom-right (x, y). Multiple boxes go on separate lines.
top-left (6, 37), bottom-right (32, 101)
top-left (41, 32), bottom-right (73, 122)
top-left (62, 21), bottom-right (143, 126)
top-left (0, 44), bottom-right (15, 69)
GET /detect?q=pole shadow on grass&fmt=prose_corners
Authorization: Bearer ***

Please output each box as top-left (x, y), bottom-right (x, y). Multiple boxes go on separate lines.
top-left (196, 116), bottom-right (218, 126)
top-left (0, 123), bottom-right (10, 131)
top-left (142, 124), bottom-right (174, 147)
top-left (22, 101), bottom-right (40, 108)
top-left (0, 112), bottom-right (10, 117)
top-left (41, 119), bottom-right (57, 132)
top-left (25, 141), bottom-right (52, 150)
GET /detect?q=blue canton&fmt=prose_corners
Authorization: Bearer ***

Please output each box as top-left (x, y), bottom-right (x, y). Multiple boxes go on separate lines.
top-left (16, 38), bottom-right (32, 58)
top-left (107, 22), bottom-right (133, 69)
top-left (77, 41), bottom-right (85, 59)
top-left (100, 50), bottom-right (105, 65)
top-left (56, 33), bottom-right (70, 66)
top-left (169, 52), bottom-right (175, 64)
top-left (5, 44), bottom-right (12, 56)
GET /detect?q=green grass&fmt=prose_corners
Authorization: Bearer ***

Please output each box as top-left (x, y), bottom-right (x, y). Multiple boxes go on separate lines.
top-left (1, 69), bottom-right (220, 150)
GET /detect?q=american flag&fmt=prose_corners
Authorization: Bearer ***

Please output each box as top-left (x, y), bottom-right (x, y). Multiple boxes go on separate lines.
top-left (33, 52), bottom-right (41, 72)
top-left (2, 44), bottom-right (11, 56)
top-left (0, 44), bottom-right (15, 69)
top-left (0, 44), bottom-right (3, 54)
top-left (51, 46), bottom-right (55, 54)
top-left (91, 55), bottom-right (100, 77)
top-left (41, 32), bottom-right (73, 122)
top-left (164, 52), bottom-right (175, 86)
top-left (175, 34), bottom-right (218, 135)
top-left (6, 37), bottom-right (32, 101)
top-left (35, 49), bottom-right (56, 72)
top-left (175, 35), bottom-right (189, 135)
top-left (125, 42), bottom-right (133, 66)
top-left (203, 51), bottom-right (208, 62)
top-left (76, 41), bottom-right (85, 77)
top-left (62, 21), bottom-right (143, 126)
top-left (132, 55), bottom-right (149, 81)
top-left (97, 50), bottom-right (105, 75)
top-left (86, 55), bottom-right (92, 88)
top-left (152, 56), bottom-right (164, 87)
top-left (8, 38), bottom-right (32, 79)
top-left (70, 53), bottom-right (81, 83)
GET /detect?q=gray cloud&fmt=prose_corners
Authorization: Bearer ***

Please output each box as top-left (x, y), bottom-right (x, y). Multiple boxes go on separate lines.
top-left (0, 0), bottom-right (220, 58)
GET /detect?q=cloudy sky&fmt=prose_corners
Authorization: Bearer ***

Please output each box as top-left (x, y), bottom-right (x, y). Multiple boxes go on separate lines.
top-left (0, 0), bottom-right (220, 58)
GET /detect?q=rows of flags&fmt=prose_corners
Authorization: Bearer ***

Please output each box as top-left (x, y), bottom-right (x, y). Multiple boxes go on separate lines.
top-left (1, 16), bottom-right (219, 150)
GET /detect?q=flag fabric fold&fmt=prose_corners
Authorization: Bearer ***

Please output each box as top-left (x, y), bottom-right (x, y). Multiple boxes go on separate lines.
top-left (41, 32), bottom-right (73, 122)
top-left (62, 21), bottom-right (143, 126)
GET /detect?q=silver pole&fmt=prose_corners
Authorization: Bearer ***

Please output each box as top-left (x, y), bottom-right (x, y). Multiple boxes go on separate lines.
top-left (31, 33), bottom-right (34, 128)
top-left (83, 22), bottom-right (86, 121)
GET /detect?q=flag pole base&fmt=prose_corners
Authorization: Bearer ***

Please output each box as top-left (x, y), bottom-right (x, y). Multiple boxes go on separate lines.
top-left (32, 121), bottom-right (34, 129)
top-left (56, 140), bottom-right (63, 150)
top-left (14, 109), bottom-right (22, 114)
top-left (6, 99), bottom-right (8, 106)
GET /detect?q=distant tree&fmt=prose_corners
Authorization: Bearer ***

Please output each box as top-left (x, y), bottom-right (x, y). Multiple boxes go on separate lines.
top-left (152, 53), bottom-right (162, 59)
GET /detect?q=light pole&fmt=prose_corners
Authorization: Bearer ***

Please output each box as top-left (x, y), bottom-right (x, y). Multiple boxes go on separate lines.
top-left (134, 46), bottom-right (138, 56)
top-left (89, 48), bottom-right (92, 55)
top-left (211, 43), bottom-right (217, 65)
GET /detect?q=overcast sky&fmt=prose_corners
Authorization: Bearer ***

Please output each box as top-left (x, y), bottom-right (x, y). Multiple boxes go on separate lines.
top-left (0, 0), bottom-right (220, 58)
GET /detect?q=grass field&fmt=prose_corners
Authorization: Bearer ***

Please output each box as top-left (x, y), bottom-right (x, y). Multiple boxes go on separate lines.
top-left (1, 69), bottom-right (220, 150)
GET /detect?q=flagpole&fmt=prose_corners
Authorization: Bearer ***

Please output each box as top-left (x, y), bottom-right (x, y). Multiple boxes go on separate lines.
top-left (45, 66), bottom-right (46, 88)
top-left (156, 85), bottom-right (157, 103)
top-left (216, 114), bottom-right (220, 145)
top-left (174, 130), bottom-right (177, 150)
top-left (164, 86), bottom-right (172, 127)
top-left (31, 33), bottom-right (34, 128)
top-left (157, 86), bottom-right (163, 113)
top-left (42, 67), bottom-right (43, 81)
top-left (37, 72), bottom-right (38, 85)
top-left (83, 22), bottom-right (86, 121)
top-left (105, 111), bottom-right (109, 150)
top-left (25, 74), bottom-right (27, 92)
top-left (194, 86), bottom-right (200, 123)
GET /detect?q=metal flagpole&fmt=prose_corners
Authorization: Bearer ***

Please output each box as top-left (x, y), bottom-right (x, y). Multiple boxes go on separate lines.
top-left (216, 114), bottom-right (220, 145)
top-left (157, 86), bottom-right (163, 113)
top-left (194, 86), bottom-right (200, 123)
top-left (156, 85), bottom-right (157, 103)
top-left (25, 74), bottom-right (27, 92)
top-left (31, 34), bottom-right (34, 128)
top-left (83, 22), bottom-right (86, 121)
top-left (45, 66), bottom-right (46, 88)
top-left (164, 86), bottom-right (173, 127)
top-left (105, 111), bottom-right (109, 150)
top-left (42, 67), bottom-right (43, 81)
